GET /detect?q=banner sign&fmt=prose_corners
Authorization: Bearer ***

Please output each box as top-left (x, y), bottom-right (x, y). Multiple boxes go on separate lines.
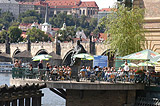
top-left (93, 55), bottom-right (108, 68)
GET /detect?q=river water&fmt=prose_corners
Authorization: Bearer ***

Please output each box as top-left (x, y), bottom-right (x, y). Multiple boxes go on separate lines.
top-left (0, 73), bottom-right (66, 106)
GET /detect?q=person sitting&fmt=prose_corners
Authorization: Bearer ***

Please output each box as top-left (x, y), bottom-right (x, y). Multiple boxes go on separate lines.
top-left (14, 59), bottom-right (19, 68)
top-left (50, 66), bottom-right (58, 80)
top-left (29, 64), bottom-right (33, 72)
top-left (80, 66), bottom-right (87, 80)
top-left (18, 60), bottom-right (22, 68)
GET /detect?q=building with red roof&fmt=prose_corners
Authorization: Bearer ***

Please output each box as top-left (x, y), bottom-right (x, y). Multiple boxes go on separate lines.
top-left (97, 8), bottom-right (114, 22)
top-left (19, 0), bottom-right (99, 18)
top-left (0, 0), bottom-right (99, 19)
top-left (19, 1), bottom-right (47, 18)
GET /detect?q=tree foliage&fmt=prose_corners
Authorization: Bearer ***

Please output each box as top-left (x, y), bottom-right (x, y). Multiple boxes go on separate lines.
top-left (0, 30), bottom-right (7, 43)
top-left (101, 5), bottom-right (145, 56)
top-left (49, 13), bottom-right (75, 28)
top-left (49, 13), bottom-right (98, 37)
top-left (57, 26), bottom-right (76, 42)
top-left (26, 27), bottom-right (50, 42)
top-left (0, 11), bottom-right (14, 29)
top-left (8, 26), bottom-right (23, 43)
top-left (18, 10), bottom-right (42, 23)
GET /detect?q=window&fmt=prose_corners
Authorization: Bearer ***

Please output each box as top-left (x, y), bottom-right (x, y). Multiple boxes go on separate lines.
top-left (83, 10), bottom-right (85, 15)
top-left (88, 10), bottom-right (90, 15)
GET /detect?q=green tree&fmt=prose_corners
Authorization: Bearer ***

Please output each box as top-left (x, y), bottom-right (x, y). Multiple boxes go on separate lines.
top-left (57, 26), bottom-right (76, 42)
top-left (22, 16), bottom-right (38, 23)
top-left (101, 5), bottom-right (145, 56)
top-left (10, 21), bottom-right (20, 27)
top-left (0, 30), bottom-right (7, 43)
top-left (26, 28), bottom-right (50, 42)
top-left (8, 26), bottom-right (22, 43)
top-left (89, 18), bottom-right (98, 31)
top-left (18, 10), bottom-right (42, 23)
top-left (0, 11), bottom-right (14, 29)
top-left (49, 13), bottom-right (74, 28)
top-left (79, 15), bottom-right (89, 28)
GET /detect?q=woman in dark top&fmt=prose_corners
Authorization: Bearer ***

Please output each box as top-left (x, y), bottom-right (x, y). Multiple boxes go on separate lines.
top-left (46, 63), bottom-right (50, 80)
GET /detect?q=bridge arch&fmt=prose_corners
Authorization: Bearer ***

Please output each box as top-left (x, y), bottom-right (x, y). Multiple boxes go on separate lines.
top-left (35, 49), bottom-right (48, 56)
top-left (12, 49), bottom-right (21, 58)
top-left (101, 49), bottom-right (115, 67)
top-left (62, 49), bottom-right (74, 66)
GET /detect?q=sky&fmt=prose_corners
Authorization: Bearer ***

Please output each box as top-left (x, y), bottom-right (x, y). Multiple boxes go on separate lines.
top-left (82, 0), bottom-right (117, 9)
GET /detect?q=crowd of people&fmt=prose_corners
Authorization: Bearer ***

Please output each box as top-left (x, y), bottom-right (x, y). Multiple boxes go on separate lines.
top-left (13, 60), bottom-right (155, 83)
top-left (78, 63), bottom-right (136, 82)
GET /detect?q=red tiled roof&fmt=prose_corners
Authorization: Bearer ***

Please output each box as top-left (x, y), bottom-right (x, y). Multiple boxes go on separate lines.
top-left (52, 28), bottom-right (60, 31)
top-left (99, 8), bottom-right (112, 12)
top-left (48, 34), bottom-right (55, 41)
top-left (21, 32), bottom-right (27, 38)
top-left (99, 33), bottom-right (107, 40)
top-left (50, 6), bottom-right (74, 8)
top-left (19, 0), bottom-right (98, 9)
top-left (79, 1), bottom-right (98, 8)
top-left (19, 1), bottom-right (47, 6)
top-left (46, 0), bottom-right (81, 7)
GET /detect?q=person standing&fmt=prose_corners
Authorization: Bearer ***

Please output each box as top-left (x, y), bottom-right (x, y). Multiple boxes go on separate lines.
top-left (46, 63), bottom-right (50, 80)
top-left (123, 62), bottom-right (129, 81)
top-left (124, 62), bottom-right (129, 73)
top-left (38, 60), bottom-right (43, 80)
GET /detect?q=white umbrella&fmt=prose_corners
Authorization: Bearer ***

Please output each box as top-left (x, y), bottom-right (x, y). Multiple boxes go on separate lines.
top-left (121, 63), bottom-right (138, 67)
top-left (32, 54), bottom-right (52, 61)
top-left (73, 53), bottom-right (93, 60)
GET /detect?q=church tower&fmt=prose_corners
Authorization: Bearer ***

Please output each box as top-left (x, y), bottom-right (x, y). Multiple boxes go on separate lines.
top-left (41, 3), bottom-right (52, 34)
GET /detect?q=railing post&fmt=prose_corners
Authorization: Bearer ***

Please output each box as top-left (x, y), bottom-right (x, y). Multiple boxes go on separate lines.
top-left (25, 98), bottom-right (30, 106)
top-left (12, 99), bottom-right (17, 106)
top-left (19, 98), bottom-right (24, 106)
top-left (32, 97), bottom-right (37, 106)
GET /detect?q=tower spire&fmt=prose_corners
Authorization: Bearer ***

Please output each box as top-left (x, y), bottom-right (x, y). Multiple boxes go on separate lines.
top-left (45, 3), bottom-right (48, 23)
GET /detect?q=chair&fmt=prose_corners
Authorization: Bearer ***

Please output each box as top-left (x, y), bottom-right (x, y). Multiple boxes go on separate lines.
top-left (110, 74), bottom-right (116, 83)
top-left (80, 71), bottom-right (86, 81)
top-left (58, 70), bottom-right (64, 80)
top-left (129, 75), bottom-right (135, 82)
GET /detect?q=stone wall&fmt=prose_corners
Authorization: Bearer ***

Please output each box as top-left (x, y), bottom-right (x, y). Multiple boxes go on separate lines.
top-left (0, 42), bottom-right (109, 60)
top-left (0, 44), bottom-right (6, 53)
top-left (10, 43), bottom-right (28, 57)
top-left (31, 42), bottom-right (54, 56)
top-left (66, 90), bottom-right (136, 106)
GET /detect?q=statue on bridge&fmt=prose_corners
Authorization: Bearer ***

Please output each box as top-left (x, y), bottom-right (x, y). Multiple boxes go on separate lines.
top-left (70, 40), bottom-right (86, 66)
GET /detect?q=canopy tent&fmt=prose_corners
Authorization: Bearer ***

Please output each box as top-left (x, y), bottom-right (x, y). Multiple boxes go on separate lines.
top-left (32, 54), bottom-right (52, 61)
top-left (122, 49), bottom-right (159, 61)
top-left (121, 63), bottom-right (138, 67)
top-left (137, 61), bottom-right (154, 67)
top-left (73, 53), bottom-right (93, 60)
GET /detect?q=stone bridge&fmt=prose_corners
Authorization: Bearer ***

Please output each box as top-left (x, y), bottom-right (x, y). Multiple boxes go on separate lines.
top-left (0, 42), bottom-right (108, 62)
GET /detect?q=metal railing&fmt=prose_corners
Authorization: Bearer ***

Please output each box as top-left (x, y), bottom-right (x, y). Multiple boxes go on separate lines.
top-left (11, 68), bottom-right (160, 85)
